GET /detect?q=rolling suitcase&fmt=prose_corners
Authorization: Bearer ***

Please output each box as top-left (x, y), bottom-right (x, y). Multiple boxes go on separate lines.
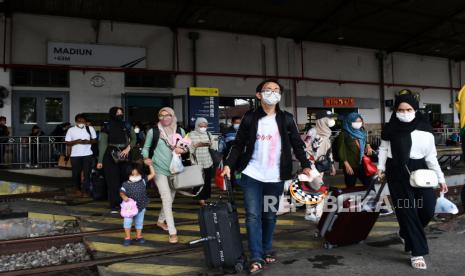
top-left (190, 176), bottom-right (246, 273)
top-left (317, 176), bottom-right (387, 249)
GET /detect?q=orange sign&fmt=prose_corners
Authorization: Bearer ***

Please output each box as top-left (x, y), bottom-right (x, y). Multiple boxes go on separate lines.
top-left (323, 97), bottom-right (355, 107)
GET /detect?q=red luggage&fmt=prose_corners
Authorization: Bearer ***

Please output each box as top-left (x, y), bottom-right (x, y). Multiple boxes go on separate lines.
top-left (317, 176), bottom-right (387, 249)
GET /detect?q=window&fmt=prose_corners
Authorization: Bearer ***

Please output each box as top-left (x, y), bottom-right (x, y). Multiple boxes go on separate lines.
top-left (125, 72), bottom-right (174, 88)
top-left (12, 69), bottom-right (69, 87)
top-left (45, 98), bottom-right (64, 124)
top-left (19, 97), bottom-right (37, 124)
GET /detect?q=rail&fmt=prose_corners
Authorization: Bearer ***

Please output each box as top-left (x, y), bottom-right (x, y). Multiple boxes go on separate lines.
top-left (0, 136), bottom-right (66, 168)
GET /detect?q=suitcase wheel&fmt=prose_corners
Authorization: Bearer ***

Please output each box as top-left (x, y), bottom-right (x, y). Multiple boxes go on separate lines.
top-left (234, 261), bottom-right (244, 272)
top-left (323, 241), bottom-right (336, 249)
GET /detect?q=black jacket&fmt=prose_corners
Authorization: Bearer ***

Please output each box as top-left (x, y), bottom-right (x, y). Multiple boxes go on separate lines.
top-left (224, 107), bottom-right (310, 180)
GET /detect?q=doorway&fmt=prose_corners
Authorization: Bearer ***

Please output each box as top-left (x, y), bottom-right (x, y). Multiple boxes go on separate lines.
top-left (12, 91), bottom-right (69, 136)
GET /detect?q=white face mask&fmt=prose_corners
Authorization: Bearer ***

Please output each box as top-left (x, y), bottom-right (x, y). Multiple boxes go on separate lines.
top-left (261, 91), bottom-right (281, 105)
top-left (77, 123), bottom-right (85, 129)
top-left (233, 124), bottom-right (240, 130)
top-left (396, 111), bottom-right (416, 123)
top-left (199, 127), bottom-right (207, 133)
top-left (327, 119), bottom-right (336, 128)
top-left (129, 175), bottom-right (142, 182)
top-left (351, 122), bottom-right (363, 129)
top-left (134, 127), bottom-right (140, 134)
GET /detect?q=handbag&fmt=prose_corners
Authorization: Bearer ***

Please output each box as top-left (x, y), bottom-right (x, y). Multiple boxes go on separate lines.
top-left (405, 165), bottom-right (439, 188)
top-left (314, 152), bottom-right (331, 173)
top-left (58, 155), bottom-right (72, 169)
top-left (214, 162), bottom-right (227, 191)
top-left (207, 132), bottom-right (222, 167)
top-left (362, 155), bottom-right (377, 177)
top-left (111, 148), bottom-right (128, 163)
top-left (120, 198), bottom-right (138, 218)
top-left (168, 154), bottom-right (205, 197)
top-left (355, 140), bottom-right (377, 177)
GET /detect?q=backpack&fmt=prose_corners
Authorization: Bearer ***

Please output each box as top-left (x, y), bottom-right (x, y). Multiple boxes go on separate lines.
top-left (84, 126), bottom-right (99, 157)
top-left (148, 126), bottom-right (184, 159)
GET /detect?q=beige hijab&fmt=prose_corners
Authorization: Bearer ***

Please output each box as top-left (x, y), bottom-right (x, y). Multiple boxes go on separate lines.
top-left (314, 117), bottom-right (332, 157)
top-left (157, 107), bottom-right (178, 145)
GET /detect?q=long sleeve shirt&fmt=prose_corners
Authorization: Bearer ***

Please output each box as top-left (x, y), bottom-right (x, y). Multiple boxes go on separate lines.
top-left (377, 130), bottom-right (445, 183)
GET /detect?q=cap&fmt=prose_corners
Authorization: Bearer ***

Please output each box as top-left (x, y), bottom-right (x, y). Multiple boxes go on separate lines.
top-left (315, 110), bottom-right (336, 120)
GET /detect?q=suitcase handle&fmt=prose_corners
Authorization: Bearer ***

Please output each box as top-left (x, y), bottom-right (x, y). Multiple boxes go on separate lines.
top-left (188, 236), bottom-right (216, 246)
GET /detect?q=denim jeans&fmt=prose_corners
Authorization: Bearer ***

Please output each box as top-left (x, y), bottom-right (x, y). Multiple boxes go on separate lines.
top-left (123, 208), bottom-right (146, 230)
top-left (240, 174), bottom-right (284, 262)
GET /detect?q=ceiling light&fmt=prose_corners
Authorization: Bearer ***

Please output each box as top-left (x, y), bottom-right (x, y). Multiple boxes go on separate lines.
top-left (197, 18), bottom-right (206, 24)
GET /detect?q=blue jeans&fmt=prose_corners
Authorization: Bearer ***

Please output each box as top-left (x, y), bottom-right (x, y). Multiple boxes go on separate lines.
top-left (240, 174), bottom-right (284, 262)
top-left (123, 208), bottom-right (146, 230)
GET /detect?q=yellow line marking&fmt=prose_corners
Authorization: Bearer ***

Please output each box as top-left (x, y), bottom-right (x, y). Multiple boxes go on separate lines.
top-left (87, 241), bottom-right (154, 254)
top-left (106, 262), bottom-right (203, 275)
top-left (28, 212), bottom-right (76, 221)
top-left (273, 239), bottom-right (323, 249)
top-left (97, 232), bottom-right (200, 244)
top-left (368, 230), bottom-right (397, 237)
top-left (374, 221), bottom-right (399, 228)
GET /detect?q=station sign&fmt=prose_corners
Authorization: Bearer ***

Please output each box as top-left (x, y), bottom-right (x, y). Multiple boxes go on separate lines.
top-left (323, 97), bottom-right (355, 107)
top-left (47, 42), bottom-right (146, 68)
top-left (188, 87), bottom-right (220, 132)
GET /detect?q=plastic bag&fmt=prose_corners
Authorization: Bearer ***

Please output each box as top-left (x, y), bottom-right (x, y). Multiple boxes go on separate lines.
top-left (170, 150), bottom-right (185, 174)
top-left (120, 198), bottom-right (139, 218)
top-left (435, 193), bottom-right (459, 214)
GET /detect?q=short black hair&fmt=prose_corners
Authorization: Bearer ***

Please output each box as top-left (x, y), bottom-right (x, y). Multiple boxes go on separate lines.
top-left (127, 161), bottom-right (144, 177)
top-left (255, 79), bottom-right (284, 93)
top-left (231, 116), bottom-right (241, 123)
top-left (0, 116), bottom-right (6, 121)
top-left (75, 113), bottom-right (86, 122)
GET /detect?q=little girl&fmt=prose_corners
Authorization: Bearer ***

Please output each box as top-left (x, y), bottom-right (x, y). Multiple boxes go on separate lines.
top-left (120, 159), bottom-right (155, 246)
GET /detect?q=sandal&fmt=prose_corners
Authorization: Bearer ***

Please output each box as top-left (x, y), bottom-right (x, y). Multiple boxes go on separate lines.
top-left (169, 234), bottom-right (178, 244)
top-left (248, 260), bottom-right (264, 275)
top-left (157, 222), bottom-right (169, 231)
top-left (411, 256), bottom-right (427, 270)
top-left (264, 253), bottom-right (277, 264)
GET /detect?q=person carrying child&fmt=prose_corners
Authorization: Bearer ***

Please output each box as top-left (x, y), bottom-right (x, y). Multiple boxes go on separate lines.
top-left (120, 160), bottom-right (155, 246)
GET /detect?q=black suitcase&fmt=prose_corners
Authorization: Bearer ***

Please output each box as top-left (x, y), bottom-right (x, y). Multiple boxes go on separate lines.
top-left (90, 169), bottom-right (107, 201)
top-left (190, 176), bottom-right (246, 273)
top-left (317, 176), bottom-right (387, 249)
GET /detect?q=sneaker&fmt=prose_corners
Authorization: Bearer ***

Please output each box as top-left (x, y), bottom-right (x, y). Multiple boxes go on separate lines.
top-left (123, 238), bottom-right (131, 246)
top-left (135, 237), bottom-right (145, 244)
top-left (110, 209), bottom-right (119, 214)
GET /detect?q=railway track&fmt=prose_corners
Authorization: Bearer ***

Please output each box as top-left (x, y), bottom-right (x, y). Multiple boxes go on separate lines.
top-left (0, 221), bottom-right (311, 275)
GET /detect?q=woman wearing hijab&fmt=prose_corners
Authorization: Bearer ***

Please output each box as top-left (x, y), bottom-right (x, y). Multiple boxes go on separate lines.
top-left (188, 117), bottom-right (214, 206)
top-left (336, 112), bottom-right (373, 188)
top-left (142, 107), bottom-right (186, 244)
top-left (377, 91), bottom-right (448, 270)
top-left (303, 110), bottom-right (337, 222)
top-left (97, 107), bottom-right (136, 213)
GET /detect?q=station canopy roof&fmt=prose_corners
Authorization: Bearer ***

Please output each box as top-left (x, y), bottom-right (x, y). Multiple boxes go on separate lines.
top-left (4, 0), bottom-right (465, 60)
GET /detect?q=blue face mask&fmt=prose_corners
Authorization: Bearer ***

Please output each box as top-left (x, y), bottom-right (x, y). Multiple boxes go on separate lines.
top-left (233, 124), bottom-right (240, 130)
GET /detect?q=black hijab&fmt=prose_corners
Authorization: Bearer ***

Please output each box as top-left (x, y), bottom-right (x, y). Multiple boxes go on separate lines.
top-left (381, 94), bottom-right (432, 166)
top-left (107, 107), bottom-right (127, 144)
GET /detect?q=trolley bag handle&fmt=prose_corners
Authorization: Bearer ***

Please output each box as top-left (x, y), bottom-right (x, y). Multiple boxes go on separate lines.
top-left (223, 175), bottom-right (236, 207)
top-left (361, 175), bottom-right (387, 207)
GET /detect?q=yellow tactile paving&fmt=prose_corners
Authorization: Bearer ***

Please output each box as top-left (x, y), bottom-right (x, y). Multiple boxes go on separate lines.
top-left (87, 242), bottom-right (154, 254)
top-left (28, 212), bottom-right (76, 221)
top-left (105, 262), bottom-right (203, 275)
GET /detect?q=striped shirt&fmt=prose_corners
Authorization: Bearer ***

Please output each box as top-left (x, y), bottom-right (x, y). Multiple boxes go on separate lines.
top-left (188, 131), bottom-right (213, 169)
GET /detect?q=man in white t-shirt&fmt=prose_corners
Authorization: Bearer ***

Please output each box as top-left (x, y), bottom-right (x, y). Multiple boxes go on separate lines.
top-left (65, 114), bottom-right (97, 197)
top-left (223, 80), bottom-right (311, 274)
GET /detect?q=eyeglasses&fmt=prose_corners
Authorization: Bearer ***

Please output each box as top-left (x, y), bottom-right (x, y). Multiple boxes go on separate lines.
top-left (261, 89), bottom-right (281, 95)
top-left (158, 114), bottom-right (173, 119)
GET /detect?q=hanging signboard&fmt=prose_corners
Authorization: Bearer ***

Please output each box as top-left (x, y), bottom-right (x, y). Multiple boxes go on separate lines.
top-left (47, 42), bottom-right (146, 68)
top-left (323, 97), bottom-right (356, 107)
top-left (188, 87), bottom-right (219, 132)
